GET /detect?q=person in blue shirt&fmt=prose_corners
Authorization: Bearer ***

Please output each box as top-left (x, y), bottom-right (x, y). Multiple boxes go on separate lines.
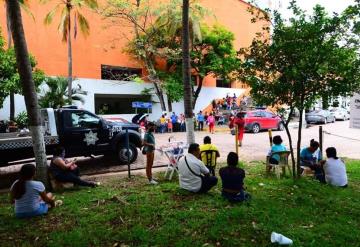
top-left (171, 112), bottom-right (178, 124)
top-left (197, 111), bottom-right (205, 131)
top-left (300, 140), bottom-right (325, 182)
top-left (267, 135), bottom-right (287, 172)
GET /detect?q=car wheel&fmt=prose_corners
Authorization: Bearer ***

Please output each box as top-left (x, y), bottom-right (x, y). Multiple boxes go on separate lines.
top-left (117, 143), bottom-right (138, 164)
top-left (252, 123), bottom-right (260, 134)
top-left (277, 122), bottom-right (285, 131)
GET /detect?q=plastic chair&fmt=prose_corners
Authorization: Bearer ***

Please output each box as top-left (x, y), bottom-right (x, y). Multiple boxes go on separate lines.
top-left (266, 151), bottom-right (291, 178)
top-left (200, 150), bottom-right (218, 176)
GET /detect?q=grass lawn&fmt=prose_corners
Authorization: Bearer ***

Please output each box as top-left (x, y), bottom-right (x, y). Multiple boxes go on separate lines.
top-left (0, 160), bottom-right (359, 247)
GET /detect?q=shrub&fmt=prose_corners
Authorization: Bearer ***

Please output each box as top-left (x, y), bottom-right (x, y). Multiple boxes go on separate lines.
top-left (15, 111), bottom-right (29, 129)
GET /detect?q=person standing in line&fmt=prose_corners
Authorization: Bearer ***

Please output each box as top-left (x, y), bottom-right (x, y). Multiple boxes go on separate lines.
top-left (143, 122), bottom-right (158, 185)
top-left (171, 112), bottom-right (178, 131)
top-left (10, 164), bottom-right (55, 218)
top-left (179, 114), bottom-right (186, 132)
top-left (197, 111), bottom-right (205, 131)
top-left (159, 114), bottom-right (166, 133)
top-left (167, 118), bottom-right (173, 133)
top-left (207, 113), bottom-right (216, 134)
top-left (234, 112), bottom-right (245, 146)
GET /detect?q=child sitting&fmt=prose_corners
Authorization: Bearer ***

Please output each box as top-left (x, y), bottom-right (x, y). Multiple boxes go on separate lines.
top-left (267, 135), bottom-right (287, 171)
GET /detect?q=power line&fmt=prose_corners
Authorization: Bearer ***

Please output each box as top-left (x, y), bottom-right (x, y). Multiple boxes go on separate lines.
top-left (323, 131), bottom-right (360, 142)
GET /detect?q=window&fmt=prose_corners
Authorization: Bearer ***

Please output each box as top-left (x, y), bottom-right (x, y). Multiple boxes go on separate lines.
top-left (101, 65), bottom-right (142, 81)
top-left (216, 78), bottom-right (230, 88)
top-left (69, 112), bottom-right (100, 129)
top-left (263, 112), bottom-right (274, 118)
top-left (95, 94), bottom-right (152, 115)
top-left (253, 111), bottom-right (262, 117)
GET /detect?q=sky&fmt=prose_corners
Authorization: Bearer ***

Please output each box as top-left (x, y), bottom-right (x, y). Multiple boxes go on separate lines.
top-left (253, 0), bottom-right (356, 18)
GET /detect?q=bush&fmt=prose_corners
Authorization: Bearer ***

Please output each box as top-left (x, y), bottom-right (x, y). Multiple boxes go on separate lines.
top-left (15, 111), bottom-right (29, 129)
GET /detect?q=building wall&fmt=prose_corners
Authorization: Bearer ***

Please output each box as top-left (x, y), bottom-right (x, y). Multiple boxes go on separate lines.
top-left (0, 79), bottom-right (246, 121)
top-left (0, 0), bottom-right (265, 88)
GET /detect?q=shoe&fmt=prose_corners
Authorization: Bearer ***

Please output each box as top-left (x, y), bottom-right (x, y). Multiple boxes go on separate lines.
top-left (149, 179), bottom-right (158, 185)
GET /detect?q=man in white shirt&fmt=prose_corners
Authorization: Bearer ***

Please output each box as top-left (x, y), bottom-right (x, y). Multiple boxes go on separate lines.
top-left (322, 147), bottom-right (348, 187)
top-left (178, 143), bottom-right (218, 193)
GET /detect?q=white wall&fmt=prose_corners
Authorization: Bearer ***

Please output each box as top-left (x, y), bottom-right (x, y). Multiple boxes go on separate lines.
top-left (0, 78), bottom-right (246, 121)
top-left (350, 93), bottom-right (360, 129)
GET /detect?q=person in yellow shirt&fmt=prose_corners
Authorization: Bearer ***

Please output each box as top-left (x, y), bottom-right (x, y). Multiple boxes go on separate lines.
top-left (159, 115), bottom-right (166, 133)
top-left (200, 136), bottom-right (220, 176)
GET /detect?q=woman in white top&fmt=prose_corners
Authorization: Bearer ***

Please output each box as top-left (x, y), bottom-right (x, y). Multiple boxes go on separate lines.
top-left (322, 147), bottom-right (348, 187)
top-left (10, 164), bottom-right (55, 218)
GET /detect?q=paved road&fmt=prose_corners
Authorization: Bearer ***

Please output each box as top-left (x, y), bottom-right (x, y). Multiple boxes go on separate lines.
top-left (150, 120), bottom-right (360, 163)
top-left (1, 120), bottom-right (359, 186)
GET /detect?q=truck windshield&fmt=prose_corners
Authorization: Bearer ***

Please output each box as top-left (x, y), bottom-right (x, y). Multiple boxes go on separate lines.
top-left (71, 112), bottom-right (100, 129)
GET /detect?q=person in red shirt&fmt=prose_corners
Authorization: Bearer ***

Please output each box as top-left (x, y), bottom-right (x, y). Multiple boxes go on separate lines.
top-left (207, 113), bottom-right (215, 134)
top-left (234, 112), bottom-right (245, 146)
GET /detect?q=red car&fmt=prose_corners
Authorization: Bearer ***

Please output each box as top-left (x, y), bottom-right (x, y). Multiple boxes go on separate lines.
top-left (244, 110), bottom-right (284, 133)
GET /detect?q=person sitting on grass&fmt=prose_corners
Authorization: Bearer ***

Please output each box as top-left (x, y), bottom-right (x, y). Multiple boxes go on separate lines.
top-left (10, 164), bottom-right (55, 218)
top-left (219, 152), bottom-right (251, 202)
top-left (320, 147), bottom-right (348, 187)
top-left (178, 143), bottom-right (218, 193)
top-left (267, 135), bottom-right (287, 172)
top-left (300, 140), bottom-right (325, 182)
top-left (200, 136), bottom-right (220, 176)
top-left (49, 146), bottom-right (98, 187)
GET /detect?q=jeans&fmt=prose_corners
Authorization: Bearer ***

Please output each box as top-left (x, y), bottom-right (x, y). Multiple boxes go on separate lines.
top-left (198, 176), bottom-right (218, 193)
top-left (160, 124), bottom-right (166, 133)
top-left (198, 121), bottom-right (204, 131)
top-left (180, 123), bottom-right (186, 132)
top-left (222, 190), bottom-right (251, 203)
top-left (301, 163), bottom-right (326, 184)
top-left (55, 168), bottom-right (94, 187)
top-left (16, 202), bottom-right (48, 218)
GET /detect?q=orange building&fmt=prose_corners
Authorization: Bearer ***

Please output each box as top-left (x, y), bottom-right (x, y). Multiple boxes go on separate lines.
top-left (0, 0), bottom-right (264, 86)
top-left (0, 0), bottom-right (266, 119)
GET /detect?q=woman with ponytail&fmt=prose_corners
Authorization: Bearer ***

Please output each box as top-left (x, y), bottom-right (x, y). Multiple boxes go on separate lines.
top-left (10, 164), bottom-right (54, 218)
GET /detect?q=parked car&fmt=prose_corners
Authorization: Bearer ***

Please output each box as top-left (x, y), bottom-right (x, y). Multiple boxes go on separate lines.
top-left (244, 110), bottom-right (284, 133)
top-left (305, 109), bottom-right (336, 124)
top-left (0, 107), bottom-right (142, 167)
top-left (330, 108), bottom-right (350, 121)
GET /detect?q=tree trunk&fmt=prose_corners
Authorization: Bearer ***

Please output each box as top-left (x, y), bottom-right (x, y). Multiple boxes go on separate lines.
top-left (67, 14), bottom-right (73, 98)
top-left (193, 76), bottom-right (203, 109)
top-left (182, 0), bottom-right (195, 144)
top-left (296, 106), bottom-right (304, 178)
top-left (10, 92), bottom-right (15, 121)
top-left (6, 6), bottom-right (12, 47)
top-left (167, 96), bottom-right (173, 113)
top-left (6, 0), bottom-right (49, 187)
top-left (6, 8), bottom-right (15, 121)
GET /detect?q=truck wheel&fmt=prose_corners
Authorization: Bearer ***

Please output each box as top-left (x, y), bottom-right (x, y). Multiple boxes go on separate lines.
top-left (117, 143), bottom-right (138, 164)
top-left (252, 124), bottom-right (260, 134)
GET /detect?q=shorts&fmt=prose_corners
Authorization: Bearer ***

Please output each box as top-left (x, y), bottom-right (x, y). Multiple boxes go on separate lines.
top-left (16, 202), bottom-right (48, 219)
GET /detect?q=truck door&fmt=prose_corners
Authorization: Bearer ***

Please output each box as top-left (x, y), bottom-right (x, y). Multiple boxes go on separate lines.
top-left (62, 110), bottom-right (107, 156)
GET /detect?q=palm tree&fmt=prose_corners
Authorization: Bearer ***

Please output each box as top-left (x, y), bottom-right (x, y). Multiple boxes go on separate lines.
top-left (6, 0), bottom-right (49, 187)
top-left (3, 0), bottom-right (33, 121)
top-left (39, 76), bottom-right (87, 108)
top-left (182, 0), bottom-right (195, 144)
top-left (42, 0), bottom-right (98, 98)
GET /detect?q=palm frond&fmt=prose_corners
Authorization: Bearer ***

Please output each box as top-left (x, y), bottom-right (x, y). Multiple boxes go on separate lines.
top-left (44, 4), bottom-right (61, 25)
top-left (58, 7), bottom-right (70, 42)
top-left (76, 11), bottom-right (90, 36)
top-left (19, 1), bottom-right (35, 21)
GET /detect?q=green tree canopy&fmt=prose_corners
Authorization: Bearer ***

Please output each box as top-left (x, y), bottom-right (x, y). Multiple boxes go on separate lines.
top-left (239, 1), bottom-right (360, 177)
top-left (0, 28), bottom-right (45, 110)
